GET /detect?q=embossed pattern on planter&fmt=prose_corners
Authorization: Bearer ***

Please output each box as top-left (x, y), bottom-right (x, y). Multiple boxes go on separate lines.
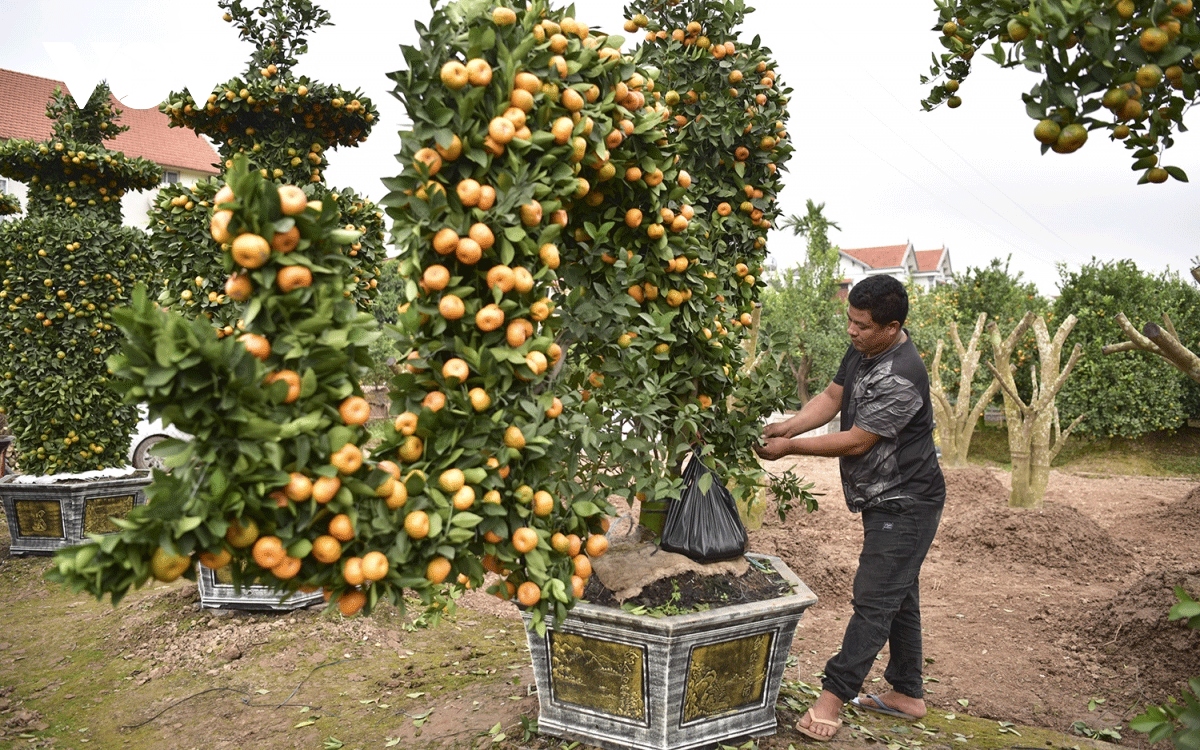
top-left (1, 473), bottom-right (150, 554)
top-left (15, 500), bottom-right (64, 538)
top-left (682, 632), bottom-right (772, 723)
top-left (82, 494), bottom-right (135, 535)
top-left (525, 554), bottom-right (817, 750)
top-left (550, 631), bottom-right (646, 721)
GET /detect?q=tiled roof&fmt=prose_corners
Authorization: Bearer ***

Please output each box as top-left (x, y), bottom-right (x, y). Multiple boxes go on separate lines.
top-left (841, 244), bottom-right (909, 270)
top-left (914, 248), bottom-right (946, 273)
top-left (0, 68), bottom-right (219, 174)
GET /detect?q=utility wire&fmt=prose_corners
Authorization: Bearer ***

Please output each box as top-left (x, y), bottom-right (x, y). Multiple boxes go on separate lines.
top-left (844, 131), bottom-right (1058, 271)
top-left (855, 103), bottom-right (1071, 268)
top-left (865, 71), bottom-right (1082, 261)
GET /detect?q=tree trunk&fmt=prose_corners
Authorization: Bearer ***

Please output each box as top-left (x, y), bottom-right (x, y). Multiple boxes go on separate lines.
top-left (1102, 312), bottom-right (1200, 385)
top-left (796, 354), bottom-right (812, 406)
top-left (929, 315), bottom-right (998, 468)
top-left (987, 313), bottom-right (1083, 509)
top-left (1008, 448), bottom-right (1035, 508)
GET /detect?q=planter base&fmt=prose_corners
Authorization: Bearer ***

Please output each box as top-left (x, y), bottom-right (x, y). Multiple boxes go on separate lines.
top-left (196, 563), bottom-right (324, 611)
top-left (0, 472), bottom-right (150, 556)
top-left (525, 553), bottom-right (815, 750)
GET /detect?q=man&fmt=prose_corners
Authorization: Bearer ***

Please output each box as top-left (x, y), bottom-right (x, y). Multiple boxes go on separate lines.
top-left (754, 275), bottom-right (945, 742)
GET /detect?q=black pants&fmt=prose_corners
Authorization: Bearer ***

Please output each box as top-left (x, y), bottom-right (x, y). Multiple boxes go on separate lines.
top-left (822, 496), bottom-right (943, 702)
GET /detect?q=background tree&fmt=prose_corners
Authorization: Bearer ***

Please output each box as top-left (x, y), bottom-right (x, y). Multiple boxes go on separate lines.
top-left (0, 83), bottom-right (160, 474)
top-left (761, 200), bottom-right (845, 405)
top-left (923, 0), bottom-right (1199, 184)
top-left (988, 312), bottom-right (1083, 507)
top-left (1055, 259), bottom-right (1199, 438)
top-left (151, 0), bottom-right (384, 334)
top-left (1101, 263), bottom-right (1200, 395)
top-left (930, 313), bottom-right (1000, 467)
top-left (364, 257), bottom-right (406, 386)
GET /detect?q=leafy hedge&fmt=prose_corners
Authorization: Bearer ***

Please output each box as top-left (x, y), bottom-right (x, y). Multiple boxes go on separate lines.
top-left (0, 83), bottom-right (159, 475)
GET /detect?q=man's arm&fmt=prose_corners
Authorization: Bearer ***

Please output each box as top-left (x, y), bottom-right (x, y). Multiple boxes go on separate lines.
top-left (763, 381), bottom-right (843, 439)
top-left (754, 425), bottom-right (880, 461)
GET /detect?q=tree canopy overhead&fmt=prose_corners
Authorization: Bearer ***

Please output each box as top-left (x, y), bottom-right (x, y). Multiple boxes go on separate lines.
top-left (923, 0), bottom-right (1198, 184)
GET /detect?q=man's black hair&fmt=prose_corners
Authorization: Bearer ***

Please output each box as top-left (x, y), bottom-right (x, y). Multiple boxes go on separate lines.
top-left (848, 275), bottom-right (908, 327)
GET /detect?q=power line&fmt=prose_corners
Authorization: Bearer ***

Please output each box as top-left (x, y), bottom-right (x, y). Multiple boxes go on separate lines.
top-left (854, 101), bottom-right (1073, 267)
top-left (864, 72), bottom-right (1083, 261)
top-left (843, 130), bottom-right (1060, 271)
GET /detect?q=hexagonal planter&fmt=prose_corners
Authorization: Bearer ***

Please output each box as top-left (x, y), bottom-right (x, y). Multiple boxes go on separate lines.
top-left (196, 562), bottom-right (323, 611)
top-left (0, 471), bottom-right (150, 556)
top-left (523, 553), bottom-right (816, 750)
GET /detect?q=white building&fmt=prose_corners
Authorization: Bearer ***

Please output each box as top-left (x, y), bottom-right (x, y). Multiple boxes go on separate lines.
top-left (0, 68), bottom-right (219, 226)
top-left (837, 241), bottom-right (953, 296)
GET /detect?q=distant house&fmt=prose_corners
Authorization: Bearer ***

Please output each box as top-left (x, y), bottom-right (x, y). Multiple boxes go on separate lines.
top-left (0, 68), bottom-right (219, 226)
top-left (838, 241), bottom-right (953, 295)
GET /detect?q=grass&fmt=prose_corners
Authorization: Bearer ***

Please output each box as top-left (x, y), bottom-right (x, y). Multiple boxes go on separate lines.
top-left (967, 423), bottom-right (1200, 476)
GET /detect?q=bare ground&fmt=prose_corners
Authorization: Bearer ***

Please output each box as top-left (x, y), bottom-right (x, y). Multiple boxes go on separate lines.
top-left (0, 458), bottom-right (1196, 748)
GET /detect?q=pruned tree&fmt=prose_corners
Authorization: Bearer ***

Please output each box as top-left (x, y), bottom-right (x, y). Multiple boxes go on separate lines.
top-left (1102, 266), bottom-right (1200, 385)
top-left (930, 313), bottom-right (1001, 467)
top-left (987, 312), bottom-right (1084, 508)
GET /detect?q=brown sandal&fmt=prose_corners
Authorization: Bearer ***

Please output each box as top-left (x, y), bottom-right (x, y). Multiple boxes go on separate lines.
top-left (796, 708), bottom-right (842, 742)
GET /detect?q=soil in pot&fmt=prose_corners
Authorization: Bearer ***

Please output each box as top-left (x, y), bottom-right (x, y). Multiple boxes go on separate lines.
top-left (583, 562), bottom-right (792, 615)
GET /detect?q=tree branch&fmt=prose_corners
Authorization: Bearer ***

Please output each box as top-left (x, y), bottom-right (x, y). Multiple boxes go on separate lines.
top-left (1039, 343), bottom-right (1083, 412)
top-left (986, 361), bottom-right (1028, 412)
top-left (1050, 412), bottom-right (1086, 463)
top-left (1102, 312), bottom-right (1200, 384)
top-left (965, 377), bottom-right (1002, 429)
top-left (1100, 340), bottom-right (1140, 355)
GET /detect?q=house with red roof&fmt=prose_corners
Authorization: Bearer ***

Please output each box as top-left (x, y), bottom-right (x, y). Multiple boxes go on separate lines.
top-left (0, 69), bottom-right (219, 226)
top-left (838, 241), bottom-right (953, 295)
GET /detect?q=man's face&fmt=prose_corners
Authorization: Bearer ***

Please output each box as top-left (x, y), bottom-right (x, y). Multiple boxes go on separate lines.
top-left (847, 305), bottom-right (901, 356)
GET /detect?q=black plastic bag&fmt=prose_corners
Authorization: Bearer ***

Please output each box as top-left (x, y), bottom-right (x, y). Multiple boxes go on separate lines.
top-left (659, 450), bottom-right (747, 562)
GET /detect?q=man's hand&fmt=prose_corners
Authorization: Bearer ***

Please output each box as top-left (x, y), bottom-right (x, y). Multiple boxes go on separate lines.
top-left (753, 437), bottom-right (795, 461)
top-left (762, 421), bottom-right (792, 440)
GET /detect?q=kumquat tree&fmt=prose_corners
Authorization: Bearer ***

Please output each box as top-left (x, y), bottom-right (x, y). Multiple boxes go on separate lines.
top-left (151, 0), bottom-right (385, 332)
top-left (47, 0), bottom-right (805, 636)
top-left (922, 0), bottom-right (1199, 184)
top-left (0, 84), bottom-right (161, 475)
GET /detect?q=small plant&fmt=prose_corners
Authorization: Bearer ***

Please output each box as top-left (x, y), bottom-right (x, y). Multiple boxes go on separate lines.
top-left (1071, 720), bottom-right (1122, 743)
top-left (768, 469), bottom-right (821, 522)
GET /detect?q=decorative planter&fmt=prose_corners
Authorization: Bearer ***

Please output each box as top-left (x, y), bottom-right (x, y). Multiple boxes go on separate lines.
top-left (524, 553), bottom-right (816, 750)
top-left (0, 471), bottom-right (150, 556)
top-left (197, 562), bottom-right (324, 611)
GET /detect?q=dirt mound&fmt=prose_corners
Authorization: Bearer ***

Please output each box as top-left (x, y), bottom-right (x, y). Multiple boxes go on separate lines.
top-left (938, 501), bottom-right (1134, 579)
top-left (748, 528), bottom-right (856, 605)
top-left (1078, 568), bottom-right (1200, 701)
top-left (942, 467), bottom-right (1007, 509)
top-left (1164, 484), bottom-right (1200, 518)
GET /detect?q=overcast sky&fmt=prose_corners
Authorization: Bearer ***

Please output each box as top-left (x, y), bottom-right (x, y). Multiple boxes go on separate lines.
top-left (1, 0), bottom-right (1195, 294)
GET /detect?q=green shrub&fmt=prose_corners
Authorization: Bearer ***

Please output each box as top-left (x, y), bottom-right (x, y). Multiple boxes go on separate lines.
top-left (1055, 259), bottom-right (1199, 438)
